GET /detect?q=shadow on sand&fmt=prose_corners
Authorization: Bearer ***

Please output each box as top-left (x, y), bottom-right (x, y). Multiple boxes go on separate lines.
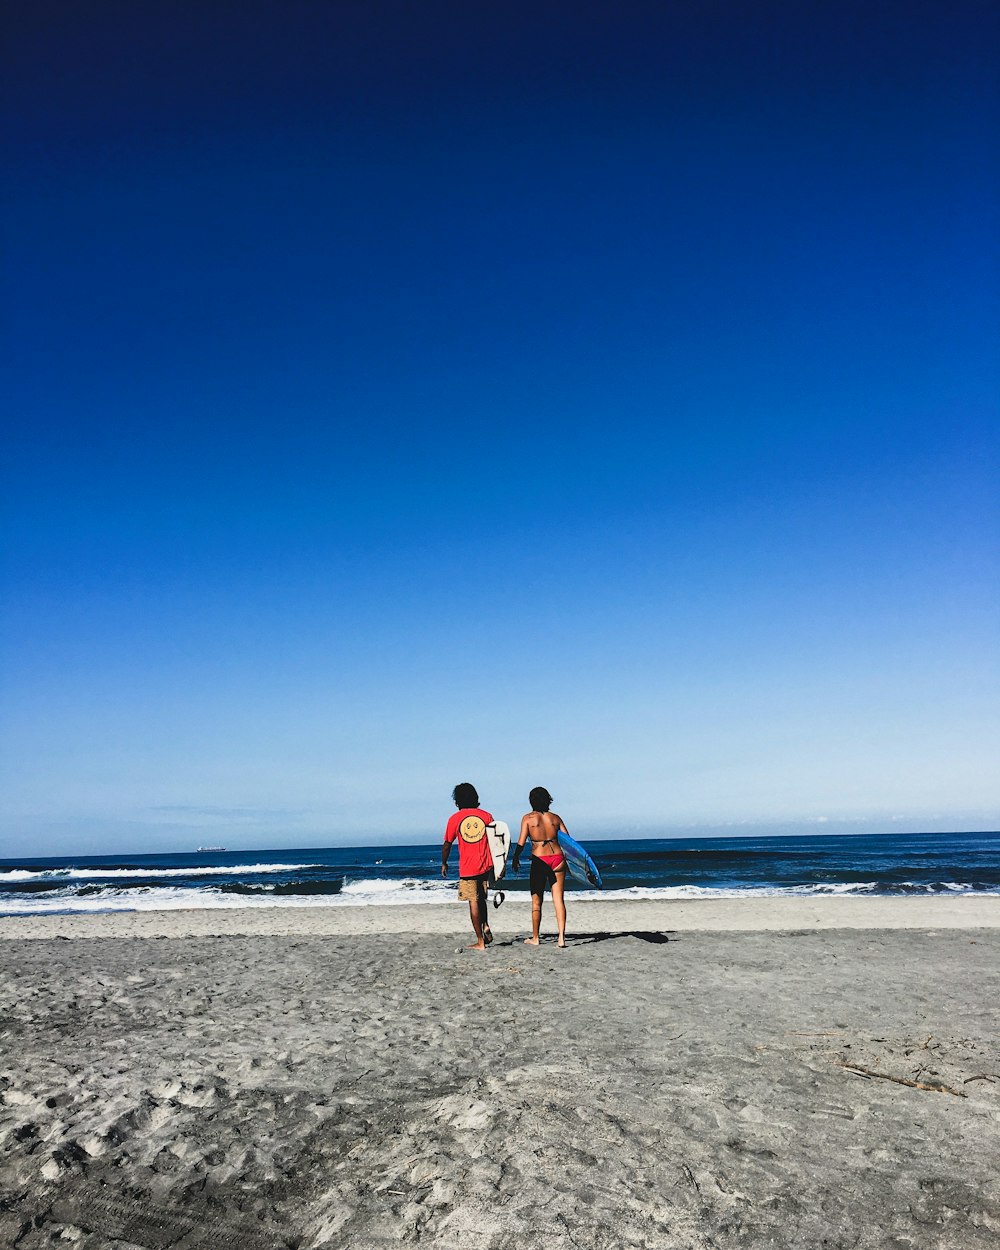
top-left (569, 930), bottom-right (675, 946)
top-left (488, 931), bottom-right (675, 950)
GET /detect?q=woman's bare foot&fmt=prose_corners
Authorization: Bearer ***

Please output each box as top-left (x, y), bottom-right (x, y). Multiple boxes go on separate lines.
top-left (523, 936), bottom-right (540, 946)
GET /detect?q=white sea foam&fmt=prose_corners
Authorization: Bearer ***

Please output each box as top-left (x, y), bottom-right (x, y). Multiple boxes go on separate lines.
top-left (0, 878), bottom-right (456, 915)
top-left (1, 877), bottom-right (996, 917)
top-left (0, 863), bottom-right (323, 883)
top-left (340, 877), bottom-right (446, 897)
top-left (561, 883), bottom-right (882, 902)
top-left (563, 881), bottom-right (994, 901)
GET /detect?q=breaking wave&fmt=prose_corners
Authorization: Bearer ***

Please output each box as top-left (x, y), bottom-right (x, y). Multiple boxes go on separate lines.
top-left (0, 875), bottom-right (996, 917)
top-left (0, 862), bottom-right (324, 883)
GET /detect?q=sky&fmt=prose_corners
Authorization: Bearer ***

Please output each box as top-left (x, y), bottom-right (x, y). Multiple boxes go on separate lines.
top-left (2, 1), bottom-right (998, 856)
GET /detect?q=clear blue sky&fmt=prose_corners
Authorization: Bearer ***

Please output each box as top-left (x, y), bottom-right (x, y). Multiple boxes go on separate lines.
top-left (2, 1), bottom-right (998, 856)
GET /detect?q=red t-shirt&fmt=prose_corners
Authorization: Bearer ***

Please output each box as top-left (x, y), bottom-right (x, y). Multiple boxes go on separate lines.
top-left (444, 807), bottom-right (495, 877)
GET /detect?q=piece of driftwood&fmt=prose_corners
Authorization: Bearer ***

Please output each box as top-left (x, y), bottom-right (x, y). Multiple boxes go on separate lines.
top-left (836, 1060), bottom-right (967, 1097)
top-left (963, 1074), bottom-right (998, 1085)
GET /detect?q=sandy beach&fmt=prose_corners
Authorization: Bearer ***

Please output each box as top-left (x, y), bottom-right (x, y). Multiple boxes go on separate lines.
top-left (2, 898), bottom-right (998, 1249)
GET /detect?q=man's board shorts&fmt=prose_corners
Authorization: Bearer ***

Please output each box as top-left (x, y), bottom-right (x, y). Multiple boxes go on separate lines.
top-left (458, 872), bottom-right (492, 902)
top-left (529, 853), bottom-right (566, 896)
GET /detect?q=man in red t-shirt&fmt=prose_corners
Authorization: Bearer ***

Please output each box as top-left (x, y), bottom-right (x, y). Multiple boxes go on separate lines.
top-left (442, 781), bottom-right (495, 950)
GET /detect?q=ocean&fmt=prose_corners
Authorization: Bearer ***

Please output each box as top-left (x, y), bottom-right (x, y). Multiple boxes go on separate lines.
top-left (1, 830), bottom-right (998, 918)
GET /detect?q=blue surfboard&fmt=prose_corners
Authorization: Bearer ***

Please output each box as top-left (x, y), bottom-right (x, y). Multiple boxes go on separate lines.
top-left (560, 832), bottom-right (602, 888)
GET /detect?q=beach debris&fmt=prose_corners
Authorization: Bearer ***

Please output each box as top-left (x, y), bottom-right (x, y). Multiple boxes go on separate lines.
top-left (835, 1060), bottom-right (967, 1097)
top-left (962, 1074), bottom-right (998, 1085)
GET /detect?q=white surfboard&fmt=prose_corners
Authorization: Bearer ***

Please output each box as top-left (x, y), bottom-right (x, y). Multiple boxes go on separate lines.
top-left (485, 821), bottom-right (511, 882)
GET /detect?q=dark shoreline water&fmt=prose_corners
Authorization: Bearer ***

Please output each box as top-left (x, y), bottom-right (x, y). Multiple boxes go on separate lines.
top-left (1, 830), bottom-right (998, 917)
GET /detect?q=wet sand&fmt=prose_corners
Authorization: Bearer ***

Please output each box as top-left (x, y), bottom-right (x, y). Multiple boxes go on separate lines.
top-left (2, 893), bottom-right (998, 940)
top-left (1, 900), bottom-right (998, 1249)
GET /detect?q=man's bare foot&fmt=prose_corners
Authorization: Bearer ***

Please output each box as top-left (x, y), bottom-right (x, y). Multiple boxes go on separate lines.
top-left (523, 936), bottom-right (540, 946)
top-left (465, 940), bottom-right (487, 950)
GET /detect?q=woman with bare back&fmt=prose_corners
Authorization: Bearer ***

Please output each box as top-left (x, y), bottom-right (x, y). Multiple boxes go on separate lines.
top-left (512, 786), bottom-right (568, 948)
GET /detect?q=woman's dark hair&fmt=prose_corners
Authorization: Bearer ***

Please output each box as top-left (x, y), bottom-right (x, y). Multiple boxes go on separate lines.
top-left (452, 782), bottom-right (479, 809)
top-left (529, 786), bottom-right (552, 812)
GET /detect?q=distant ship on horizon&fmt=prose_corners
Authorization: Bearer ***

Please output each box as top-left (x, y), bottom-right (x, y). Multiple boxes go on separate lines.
top-left (196, 845), bottom-right (227, 853)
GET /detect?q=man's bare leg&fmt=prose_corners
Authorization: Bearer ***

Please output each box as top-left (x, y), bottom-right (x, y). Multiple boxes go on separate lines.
top-left (466, 896), bottom-right (487, 950)
top-left (480, 885), bottom-right (493, 944)
top-left (523, 893), bottom-right (542, 945)
top-left (552, 871), bottom-right (567, 947)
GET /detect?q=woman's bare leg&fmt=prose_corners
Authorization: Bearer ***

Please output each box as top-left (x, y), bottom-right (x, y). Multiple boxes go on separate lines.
top-left (551, 870), bottom-right (567, 947)
top-left (524, 893), bottom-right (542, 945)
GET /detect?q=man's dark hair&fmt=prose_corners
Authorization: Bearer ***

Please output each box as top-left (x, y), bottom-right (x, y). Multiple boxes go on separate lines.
top-left (529, 786), bottom-right (552, 812)
top-left (452, 782), bottom-right (479, 809)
